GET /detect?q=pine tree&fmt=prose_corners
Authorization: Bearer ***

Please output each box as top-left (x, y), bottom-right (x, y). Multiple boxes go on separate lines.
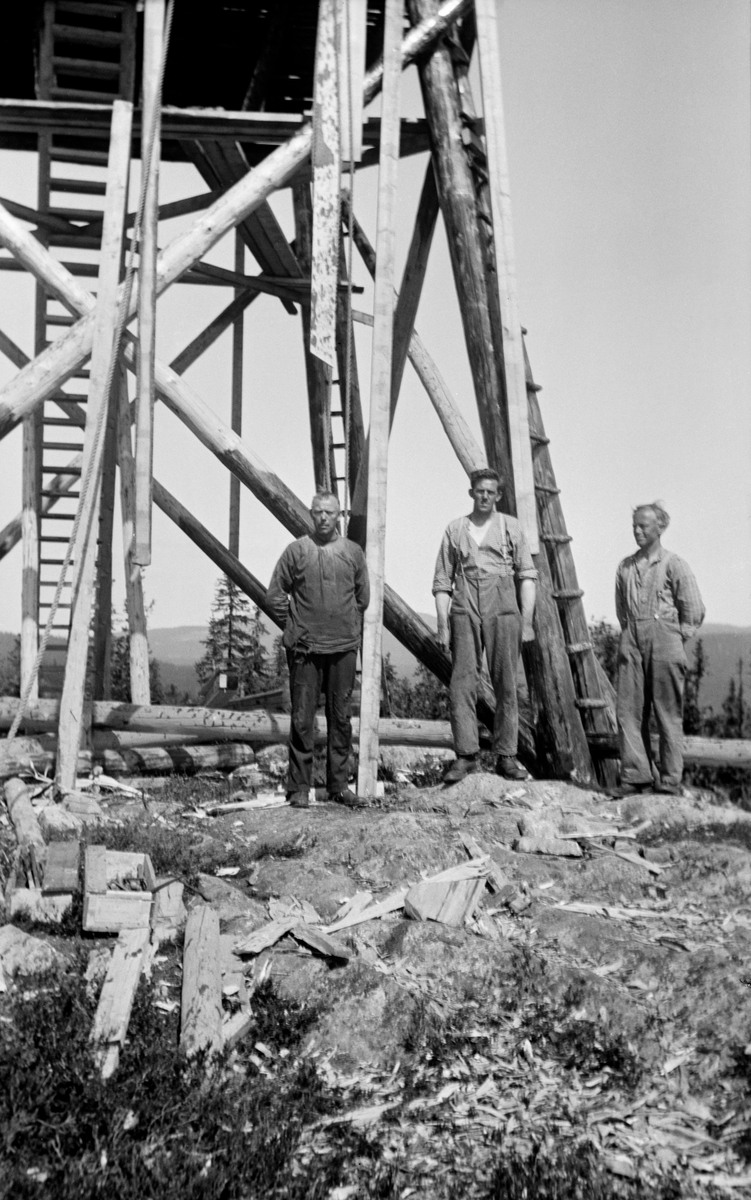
top-left (196, 577), bottom-right (269, 696)
top-left (590, 618), bottom-right (619, 685)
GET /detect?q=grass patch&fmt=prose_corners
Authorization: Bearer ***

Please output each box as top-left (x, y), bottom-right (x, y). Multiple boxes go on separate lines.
top-left (480, 1144), bottom-right (682, 1200)
top-left (81, 818), bottom-right (311, 889)
top-left (639, 820), bottom-right (751, 854)
top-left (0, 962), bottom-right (351, 1200)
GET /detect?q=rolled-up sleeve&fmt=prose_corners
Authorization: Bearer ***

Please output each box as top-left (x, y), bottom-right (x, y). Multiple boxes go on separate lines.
top-left (669, 558), bottom-right (705, 639)
top-left (432, 529), bottom-right (455, 595)
top-left (512, 528), bottom-right (538, 583)
top-left (266, 546), bottom-right (294, 628)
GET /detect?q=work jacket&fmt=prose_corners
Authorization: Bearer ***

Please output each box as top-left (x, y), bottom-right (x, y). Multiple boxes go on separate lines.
top-left (267, 534), bottom-right (370, 654)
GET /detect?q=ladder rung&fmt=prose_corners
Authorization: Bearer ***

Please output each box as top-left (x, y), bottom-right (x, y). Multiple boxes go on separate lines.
top-left (52, 24), bottom-right (124, 48)
top-left (50, 147), bottom-right (109, 167)
top-left (56, 0), bottom-right (128, 16)
top-left (566, 642), bottom-right (594, 654)
top-left (540, 533), bottom-right (571, 544)
top-left (50, 178), bottom-right (107, 196)
top-left (40, 602), bottom-right (72, 609)
top-left (48, 233), bottom-right (102, 249)
top-left (58, 392), bottom-right (88, 401)
top-left (42, 468), bottom-right (81, 479)
top-left (52, 57), bottom-right (121, 79)
top-left (552, 589), bottom-right (584, 600)
top-left (330, 410), bottom-right (343, 418)
top-left (69, 371), bottom-right (90, 380)
top-left (49, 206), bottom-right (104, 222)
top-left (40, 558), bottom-right (68, 565)
top-left (535, 484), bottom-right (560, 495)
top-left (39, 579), bottom-right (71, 587)
top-left (44, 418), bottom-right (85, 426)
top-left (43, 442), bottom-right (83, 451)
top-left (41, 536), bottom-right (76, 543)
top-left (49, 86), bottom-right (120, 103)
top-left (575, 699), bottom-right (610, 709)
top-left (331, 443), bottom-right (346, 450)
top-left (42, 513), bottom-right (76, 521)
top-left (46, 314), bottom-right (77, 326)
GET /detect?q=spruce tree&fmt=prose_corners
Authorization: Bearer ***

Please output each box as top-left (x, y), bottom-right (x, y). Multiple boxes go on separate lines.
top-left (196, 577), bottom-right (269, 696)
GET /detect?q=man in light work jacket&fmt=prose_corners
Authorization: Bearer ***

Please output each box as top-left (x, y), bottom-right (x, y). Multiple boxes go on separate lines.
top-left (433, 468), bottom-right (537, 784)
top-left (267, 491), bottom-right (370, 809)
top-left (614, 501), bottom-right (705, 796)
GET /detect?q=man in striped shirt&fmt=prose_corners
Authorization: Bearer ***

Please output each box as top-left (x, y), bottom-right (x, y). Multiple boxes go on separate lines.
top-left (614, 501), bottom-right (705, 796)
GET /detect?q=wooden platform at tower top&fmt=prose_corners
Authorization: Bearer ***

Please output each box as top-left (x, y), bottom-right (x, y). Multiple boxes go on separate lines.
top-left (0, 0), bottom-right (618, 797)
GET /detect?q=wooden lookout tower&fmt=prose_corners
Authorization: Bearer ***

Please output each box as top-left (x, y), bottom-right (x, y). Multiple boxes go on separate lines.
top-left (0, 0), bottom-right (618, 797)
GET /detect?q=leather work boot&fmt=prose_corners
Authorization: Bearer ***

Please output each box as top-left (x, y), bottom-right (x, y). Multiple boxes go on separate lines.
top-left (442, 755), bottom-right (478, 785)
top-left (495, 756), bottom-right (528, 781)
top-left (656, 781), bottom-right (682, 796)
top-left (607, 781), bottom-right (653, 800)
top-left (287, 791), bottom-right (310, 808)
top-left (330, 789), bottom-right (371, 808)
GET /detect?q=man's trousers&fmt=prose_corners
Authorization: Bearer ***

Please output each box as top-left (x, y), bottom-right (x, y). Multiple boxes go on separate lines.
top-left (449, 610), bottom-right (522, 757)
top-left (616, 619), bottom-right (686, 787)
top-left (287, 649), bottom-right (357, 795)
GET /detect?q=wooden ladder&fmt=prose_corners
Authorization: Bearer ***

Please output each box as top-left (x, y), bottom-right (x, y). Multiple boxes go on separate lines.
top-left (32, 0), bottom-right (136, 695)
top-left (447, 23), bottom-right (617, 781)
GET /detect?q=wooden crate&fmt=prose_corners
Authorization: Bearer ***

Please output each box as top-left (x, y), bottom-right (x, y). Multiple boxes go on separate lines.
top-left (83, 845), bottom-right (155, 933)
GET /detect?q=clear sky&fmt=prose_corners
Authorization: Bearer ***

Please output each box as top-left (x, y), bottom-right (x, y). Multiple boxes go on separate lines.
top-left (0, 0), bottom-right (749, 637)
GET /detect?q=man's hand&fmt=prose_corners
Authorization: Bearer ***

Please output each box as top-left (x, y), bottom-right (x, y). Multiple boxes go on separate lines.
top-left (437, 622), bottom-right (451, 653)
top-left (522, 622), bottom-right (536, 644)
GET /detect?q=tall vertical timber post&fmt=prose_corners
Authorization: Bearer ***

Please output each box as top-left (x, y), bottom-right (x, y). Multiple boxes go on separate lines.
top-left (357, 0), bottom-right (404, 799)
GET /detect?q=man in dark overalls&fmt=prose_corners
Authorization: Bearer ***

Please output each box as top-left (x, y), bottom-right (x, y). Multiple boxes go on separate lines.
top-left (433, 468), bottom-right (537, 784)
top-left (614, 502), bottom-right (705, 796)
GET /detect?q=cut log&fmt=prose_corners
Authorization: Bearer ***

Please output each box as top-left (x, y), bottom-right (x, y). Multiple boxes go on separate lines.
top-left (90, 927), bottom-right (151, 1079)
top-left (513, 836), bottom-right (582, 859)
top-left (4, 778), bottom-right (46, 859)
top-left (404, 876), bottom-right (485, 926)
top-left (43, 840), bottom-right (80, 894)
top-left (180, 905), bottom-right (223, 1057)
top-left (99, 742), bottom-right (257, 776)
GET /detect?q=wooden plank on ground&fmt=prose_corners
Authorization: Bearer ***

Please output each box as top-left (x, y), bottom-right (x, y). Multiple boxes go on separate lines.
top-left (291, 924), bottom-right (351, 960)
top-left (234, 917), bottom-right (297, 956)
top-left (43, 840), bottom-right (80, 894)
top-left (90, 926), bottom-right (151, 1078)
top-left (133, 0), bottom-right (165, 565)
top-left (474, 0), bottom-right (538, 552)
top-left (324, 887), bottom-right (408, 934)
top-left (357, 0), bottom-right (403, 799)
top-left (180, 905), bottom-right (223, 1057)
top-left (83, 891), bottom-right (153, 934)
top-left (404, 875), bottom-right (485, 926)
top-left (55, 100), bottom-right (133, 793)
top-left (310, 0), bottom-right (341, 367)
top-left (85, 844), bottom-right (108, 894)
